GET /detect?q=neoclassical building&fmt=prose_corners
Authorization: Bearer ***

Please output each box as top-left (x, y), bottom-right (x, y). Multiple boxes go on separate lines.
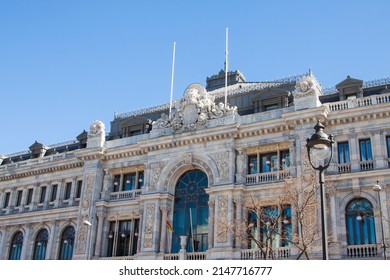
top-left (0, 69), bottom-right (390, 260)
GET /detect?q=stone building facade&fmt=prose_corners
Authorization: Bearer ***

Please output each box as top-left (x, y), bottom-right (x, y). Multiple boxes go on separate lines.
top-left (1, 70), bottom-right (390, 260)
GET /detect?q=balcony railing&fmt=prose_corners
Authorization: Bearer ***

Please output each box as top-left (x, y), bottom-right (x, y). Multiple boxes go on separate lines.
top-left (337, 163), bottom-right (351, 174)
top-left (109, 189), bottom-right (142, 201)
top-left (359, 160), bottom-right (374, 171)
top-left (326, 92), bottom-right (390, 112)
top-left (246, 170), bottom-right (291, 185)
top-left (346, 244), bottom-right (378, 258)
top-left (98, 256), bottom-right (135, 260)
top-left (241, 247), bottom-right (291, 260)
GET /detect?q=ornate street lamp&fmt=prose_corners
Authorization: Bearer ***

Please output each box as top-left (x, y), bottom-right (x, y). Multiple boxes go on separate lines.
top-left (306, 120), bottom-right (334, 260)
top-left (373, 181), bottom-right (387, 260)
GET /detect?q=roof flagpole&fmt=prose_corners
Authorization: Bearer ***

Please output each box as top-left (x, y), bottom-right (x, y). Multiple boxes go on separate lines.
top-left (225, 27), bottom-right (229, 106)
top-left (169, 42), bottom-right (176, 119)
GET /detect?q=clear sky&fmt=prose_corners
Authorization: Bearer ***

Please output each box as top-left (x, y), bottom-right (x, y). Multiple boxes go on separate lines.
top-left (1, 0), bottom-right (389, 155)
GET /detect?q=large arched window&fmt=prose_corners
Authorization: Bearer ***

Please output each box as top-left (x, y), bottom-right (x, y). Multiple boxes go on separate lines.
top-left (58, 226), bottom-right (75, 260)
top-left (171, 169), bottom-right (209, 253)
top-left (33, 229), bottom-right (49, 260)
top-left (346, 198), bottom-right (376, 245)
top-left (9, 231), bottom-right (23, 260)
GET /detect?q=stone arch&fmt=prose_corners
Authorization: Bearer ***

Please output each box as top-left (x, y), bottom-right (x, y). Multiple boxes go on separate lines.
top-left (32, 224), bottom-right (51, 240)
top-left (339, 191), bottom-right (377, 213)
top-left (159, 154), bottom-right (218, 194)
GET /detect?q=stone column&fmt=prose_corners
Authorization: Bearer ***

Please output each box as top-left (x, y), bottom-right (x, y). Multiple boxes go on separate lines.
top-left (373, 131), bottom-right (386, 169)
top-left (159, 206), bottom-right (170, 253)
top-left (68, 177), bottom-right (77, 206)
top-left (349, 136), bottom-right (360, 172)
top-left (208, 200), bottom-right (215, 250)
top-left (54, 180), bottom-right (64, 208)
top-left (21, 223), bottom-right (32, 260)
top-left (94, 213), bottom-right (105, 257)
top-left (227, 196), bottom-right (234, 246)
top-left (137, 209), bottom-right (143, 253)
top-left (46, 219), bottom-right (57, 260)
top-left (234, 198), bottom-right (243, 248)
top-left (0, 226), bottom-right (8, 259)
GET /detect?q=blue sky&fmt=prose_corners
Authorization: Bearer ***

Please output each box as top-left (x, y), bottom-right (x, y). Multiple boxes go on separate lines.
top-left (1, 0), bottom-right (389, 155)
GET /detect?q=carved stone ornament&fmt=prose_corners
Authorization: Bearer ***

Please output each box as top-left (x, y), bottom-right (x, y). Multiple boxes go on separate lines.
top-left (217, 195), bottom-right (228, 243)
top-left (293, 74), bottom-right (322, 110)
top-left (89, 120), bottom-right (105, 136)
top-left (152, 83), bottom-right (237, 132)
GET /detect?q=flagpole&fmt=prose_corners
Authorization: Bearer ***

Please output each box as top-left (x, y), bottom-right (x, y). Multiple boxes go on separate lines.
top-left (224, 27), bottom-right (228, 106)
top-left (169, 42), bottom-right (176, 119)
top-left (189, 208), bottom-right (195, 252)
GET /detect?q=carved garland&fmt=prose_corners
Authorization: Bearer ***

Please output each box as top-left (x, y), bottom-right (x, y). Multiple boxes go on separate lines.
top-left (144, 204), bottom-right (155, 248)
top-left (217, 195), bottom-right (228, 243)
top-left (75, 174), bottom-right (94, 255)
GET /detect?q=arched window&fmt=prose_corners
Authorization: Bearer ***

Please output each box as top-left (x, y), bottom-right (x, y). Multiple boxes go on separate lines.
top-left (33, 229), bottom-right (49, 260)
top-left (58, 226), bottom-right (75, 260)
top-left (9, 231), bottom-right (23, 260)
top-left (346, 198), bottom-right (376, 245)
top-left (171, 169), bottom-right (209, 253)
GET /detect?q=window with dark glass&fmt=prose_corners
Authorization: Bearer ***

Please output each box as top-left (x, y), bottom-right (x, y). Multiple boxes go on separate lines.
top-left (9, 231), bottom-right (23, 260)
top-left (51, 185), bottom-right (58, 202)
top-left (39, 186), bottom-right (46, 203)
top-left (76, 180), bottom-right (82, 199)
top-left (58, 226), bottom-right (75, 260)
top-left (172, 170), bottom-right (209, 253)
top-left (247, 205), bottom-right (291, 249)
top-left (33, 229), bottom-right (49, 260)
top-left (338, 142), bottom-right (350, 163)
top-left (16, 190), bottom-right (23, 207)
top-left (345, 199), bottom-right (376, 245)
top-left (107, 219), bottom-right (139, 257)
top-left (359, 139), bottom-right (373, 161)
top-left (3, 192), bottom-right (10, 208)
top-left (386, 136), bottom-right (390, 158)
top-left (248, 155), bottom-right (258, 174)
top-left (26, 189), bottom-right (33, 205)
top-left (113, 175), bottom-right (121, 192)
top-left (64, 182), bottom-right (72, 200)
top-left (123, 173), bottom-right (136, 191)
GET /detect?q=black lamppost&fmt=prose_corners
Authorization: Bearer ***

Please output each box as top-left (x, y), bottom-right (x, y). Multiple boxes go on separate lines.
top-left (373, 181), bottom-right (387, 260)
top-left (306, 120), bottom-right (334, 260)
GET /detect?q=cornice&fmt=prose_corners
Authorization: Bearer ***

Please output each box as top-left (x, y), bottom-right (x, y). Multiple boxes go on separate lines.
top-left (0, 161), bottom-right (83, 182)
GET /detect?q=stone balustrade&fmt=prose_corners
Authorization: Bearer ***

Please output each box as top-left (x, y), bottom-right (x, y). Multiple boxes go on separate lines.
top-left (109, 189), bottom-right (142, 201)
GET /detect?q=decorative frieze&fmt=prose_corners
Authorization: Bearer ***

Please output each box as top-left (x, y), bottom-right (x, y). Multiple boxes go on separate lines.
top-left (75, 174), bottom-right (94, 255)
top-left (144, 204), bottom-right (155, 248)
top-left (217, 195), bottom-right (228, 243)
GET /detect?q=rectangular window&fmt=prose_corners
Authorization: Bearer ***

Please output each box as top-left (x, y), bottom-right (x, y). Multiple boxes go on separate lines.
top-left (26, 189), bottom-right (33, 205)
top-left (16, 190), bottom-right (23, 207)
top-left (387, 136), bottom-right (390, 158)
top-left (3, 192), bottom-right (10, 208)
top-left (76, 180), bottom-right (82, 199)
top-left (137, 171), bottom-right (144, 189)
top-left (64, 182), bottom-right (72, 200)
top-left (248, 155), bottom-right (258, 174)
top-left (39, 186), bottom-right (46, 203)
top-left (51, 185), bottom-right (58, 202)
top-left (264, 104), bottom-right (279, 111)
top-left (123, 173), bottom-right (136, 191)
top-left (359, 139), bottom-right (373, 161)
top-left (338, 142), bottom-right (350, 163)
top-left (113, 175), bottom-right (121, 192)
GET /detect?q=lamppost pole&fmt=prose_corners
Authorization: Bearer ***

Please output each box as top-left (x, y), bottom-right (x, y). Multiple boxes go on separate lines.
top-left (306, 120), bottom-right (334, 260)
top-left (373, 181), bottom-right (387, 260)
top-left (318, 167), bottom-right (328, 260)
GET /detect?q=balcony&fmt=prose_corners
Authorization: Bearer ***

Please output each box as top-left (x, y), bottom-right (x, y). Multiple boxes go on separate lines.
top-left (326, 92), bottom-right (390, 112)
top-left (109, 189), bottom-right (142, 201)
top-left (241, 247), bottom-right (291, 260)
top-left (245, 169), bottom-right (292, 185)
top-left (337, 163), bottom-right (351, 174)
top-left (359, 160), bottom-right (374, 171)
top-left (346, 244), bottom-right (378, 259)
